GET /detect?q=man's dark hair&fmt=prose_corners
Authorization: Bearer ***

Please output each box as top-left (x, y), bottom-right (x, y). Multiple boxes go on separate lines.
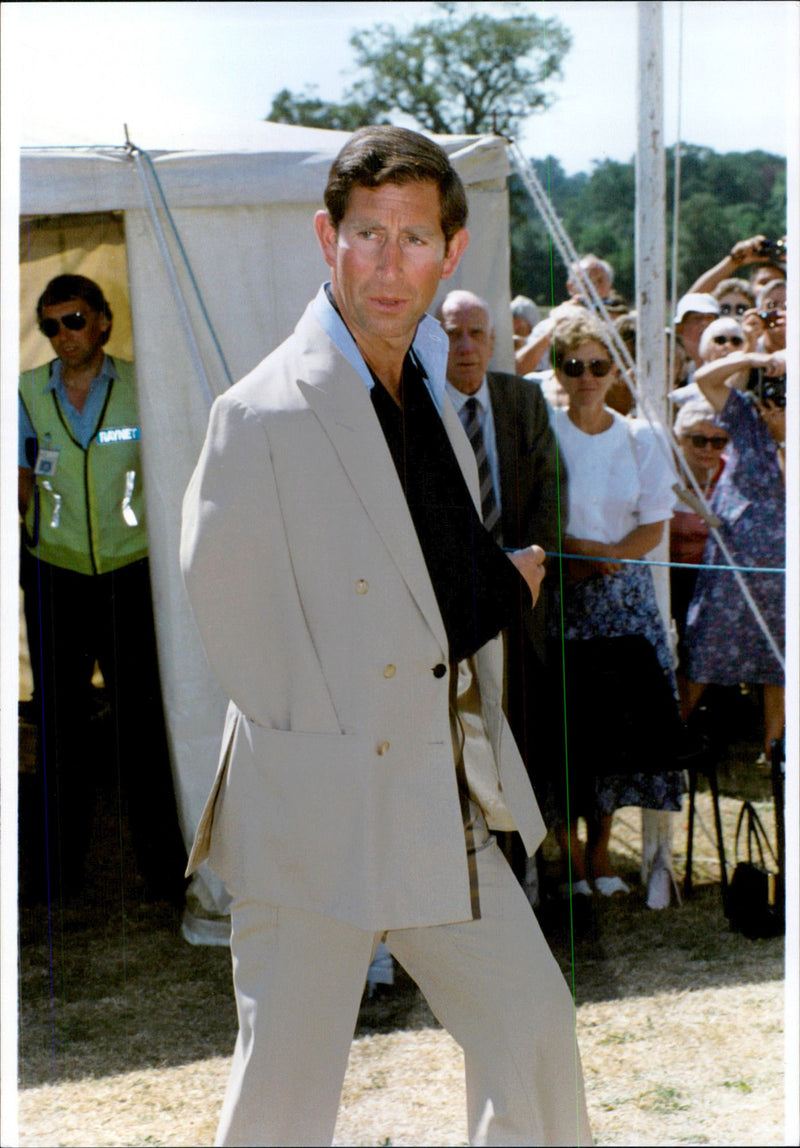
top-left (324, 126), bottom-right (468, 248)
top-left (37, 274), bottom-right (113, 344)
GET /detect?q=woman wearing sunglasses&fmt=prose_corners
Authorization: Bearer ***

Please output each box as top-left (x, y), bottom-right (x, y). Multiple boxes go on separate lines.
top-left (543, 311), bottom-right (682, 904)
top-left (711, 278), bottom-right (755, 320)
top-left (681, 337), bottom-right (786, 769)
top-left (670, 398), bottom-right (728, 690)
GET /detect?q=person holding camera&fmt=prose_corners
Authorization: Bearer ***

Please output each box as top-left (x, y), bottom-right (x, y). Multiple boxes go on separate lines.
top-left (680, 332), bottom-right (786, 768)
top-left (741, 277), bottom-right (787, 356)
top-left (688, 233), bottom-right (787, 299)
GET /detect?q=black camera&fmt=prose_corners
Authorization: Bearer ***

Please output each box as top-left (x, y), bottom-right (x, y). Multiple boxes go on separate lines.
top-left (747, 368), bottom-right (786, 409)
top-left (758, 238), bottom-right (787, 260)
top-left (758, 309), bottom-right (784, 329)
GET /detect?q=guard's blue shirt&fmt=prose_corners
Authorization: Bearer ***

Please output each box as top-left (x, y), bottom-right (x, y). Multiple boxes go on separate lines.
top-left (19, 354), bottom-right (118, 463)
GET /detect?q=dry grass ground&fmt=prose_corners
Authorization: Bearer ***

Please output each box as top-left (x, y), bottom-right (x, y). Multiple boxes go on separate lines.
top-left (15, 658), bottom-right (787, 1146)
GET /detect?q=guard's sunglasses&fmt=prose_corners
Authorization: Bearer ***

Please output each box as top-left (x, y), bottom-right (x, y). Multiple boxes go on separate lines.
top-left (39, 312), bottom-right (88, 338)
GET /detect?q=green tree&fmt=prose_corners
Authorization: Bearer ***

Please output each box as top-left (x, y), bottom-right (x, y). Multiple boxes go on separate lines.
top-left (510, 146), bottom-right (786, 305)
top-left (267, 2), bottom-right (571, 138)
top-left (268, 88), bottom-right (389, 133)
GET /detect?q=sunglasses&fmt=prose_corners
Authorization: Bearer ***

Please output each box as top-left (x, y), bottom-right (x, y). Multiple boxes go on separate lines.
top-left (719, 302), bottom-right (749, 316)
top-left (39, 312), bottom-right (88, 338)
top-left (685, 434), bottom-right (729, 450)
top-left (712, 334), bottom-right (744, 346)
top-left (561, 357), bottom-right (612, 378)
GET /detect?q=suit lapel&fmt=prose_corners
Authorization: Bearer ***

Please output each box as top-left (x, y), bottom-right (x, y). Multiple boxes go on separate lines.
top-left (294, 310), bottom-right (449, 653)
top-left (489, 372), bottom-right (525, 546)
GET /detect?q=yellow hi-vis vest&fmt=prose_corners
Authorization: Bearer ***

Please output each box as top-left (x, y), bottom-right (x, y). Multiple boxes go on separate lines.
top-left (19, 359), bottom-right (149, 575)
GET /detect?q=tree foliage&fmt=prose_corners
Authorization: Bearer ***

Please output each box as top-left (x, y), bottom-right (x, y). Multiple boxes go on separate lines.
top-left (510, 147), bottom-right (787, 307)
top-left (267, 2), bottom-right (571, 138)
top-left (268, 88), bottom-right (389, 133)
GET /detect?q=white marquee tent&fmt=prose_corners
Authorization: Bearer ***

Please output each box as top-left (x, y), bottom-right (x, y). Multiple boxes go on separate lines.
top-left (18, 116), bottom-right (517, 939)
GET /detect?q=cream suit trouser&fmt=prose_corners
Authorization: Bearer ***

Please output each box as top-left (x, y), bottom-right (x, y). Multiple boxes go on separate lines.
top-left (214, 834), bottom-right (592, 1147)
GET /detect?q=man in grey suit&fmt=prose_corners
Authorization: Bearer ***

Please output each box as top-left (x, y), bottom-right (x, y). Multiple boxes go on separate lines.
top-left (181, 127), bottom-right (591, 1147)
top-left (438, 289), bottom-right (567, 895)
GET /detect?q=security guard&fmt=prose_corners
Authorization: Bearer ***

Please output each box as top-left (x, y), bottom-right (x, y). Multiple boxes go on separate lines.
top-left (19, 274), bottom-right (186, 905)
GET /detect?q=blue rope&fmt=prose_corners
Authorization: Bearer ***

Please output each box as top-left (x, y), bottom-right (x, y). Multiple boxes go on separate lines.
top-left (542, 552), bottom-right (785, 575)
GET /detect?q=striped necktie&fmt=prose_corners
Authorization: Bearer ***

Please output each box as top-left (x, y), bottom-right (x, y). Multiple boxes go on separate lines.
top-left (460, 397), bottom-right (502, 542)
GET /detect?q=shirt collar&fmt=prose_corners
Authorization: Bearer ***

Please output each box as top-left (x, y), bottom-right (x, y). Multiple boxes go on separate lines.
top-left (46, 353), bottom-right (118, 392)
top-left (445, 375), bottom-right (490, 415)
top-left (312, 283), bottom-right (450, 414)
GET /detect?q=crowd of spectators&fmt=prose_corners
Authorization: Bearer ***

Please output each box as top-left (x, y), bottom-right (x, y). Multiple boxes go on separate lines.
top-left (510, 231), bottom-right (786, 910)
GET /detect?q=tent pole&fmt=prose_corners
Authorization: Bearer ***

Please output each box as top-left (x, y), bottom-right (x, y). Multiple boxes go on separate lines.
top-left (636, 1), bottom-right (676, 887)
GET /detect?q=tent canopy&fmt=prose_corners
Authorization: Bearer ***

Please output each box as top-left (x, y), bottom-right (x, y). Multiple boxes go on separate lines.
top-left (19, 115), bottom-right (516, 928)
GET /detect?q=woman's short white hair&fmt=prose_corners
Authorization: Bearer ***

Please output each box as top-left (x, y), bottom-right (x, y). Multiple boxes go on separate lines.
top-left (698, 316), bottom-right (743, 361)
top-left (674, 396), bottom-right (720, 436)
top-left (510, 294), bottom-right (540, 327)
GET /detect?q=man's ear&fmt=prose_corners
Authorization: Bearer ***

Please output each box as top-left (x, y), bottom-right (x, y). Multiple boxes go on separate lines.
top-left (441, 228), bottom-right (470, 281)
top-left (314, 210), bottom-right (338, 269)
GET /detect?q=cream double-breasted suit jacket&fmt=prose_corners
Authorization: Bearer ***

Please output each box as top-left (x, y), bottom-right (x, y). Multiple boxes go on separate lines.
top-left (180, 300), bottom-right (546, 932)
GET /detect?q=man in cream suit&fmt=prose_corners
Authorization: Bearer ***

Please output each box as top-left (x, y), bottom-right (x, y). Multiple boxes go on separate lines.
top-left (181, 127), bottom-right (592, 1147)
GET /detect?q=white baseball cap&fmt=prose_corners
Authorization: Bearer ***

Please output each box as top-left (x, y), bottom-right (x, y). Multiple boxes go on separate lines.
top-left (674, 293), bottom-right (720, 324)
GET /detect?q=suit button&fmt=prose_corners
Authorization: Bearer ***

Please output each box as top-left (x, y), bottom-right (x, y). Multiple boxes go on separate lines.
top-left (355, 579), bottom-right (369, 594)
top-left (377, 741), bottom-right (390, 756)
top-left (432, 663), bottom-right (447, 678)
top-left (383, 664), bottom-right (396, 679)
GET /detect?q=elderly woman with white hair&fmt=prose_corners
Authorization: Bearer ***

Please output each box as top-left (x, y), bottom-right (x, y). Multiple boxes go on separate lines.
top-left (670, 397), bottom-right (728, 689)
top-left (670, 316), bottom-right (747, 408)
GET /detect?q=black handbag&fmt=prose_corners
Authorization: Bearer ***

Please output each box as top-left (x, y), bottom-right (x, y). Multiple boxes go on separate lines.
top-left (554, 633), bottom-right (683, 783)
top-left (725, 801), bottom-right (784, 939)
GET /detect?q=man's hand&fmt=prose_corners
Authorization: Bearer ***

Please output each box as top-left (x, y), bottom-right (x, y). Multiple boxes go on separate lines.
top-left (728, 234), bottom-right (780, 267)
top-left (508, 544), bottom-right (546, 606)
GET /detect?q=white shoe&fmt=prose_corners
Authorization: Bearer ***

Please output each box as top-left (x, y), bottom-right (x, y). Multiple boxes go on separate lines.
top-left (559, 878), bottom-right (593, 899)
top-left (594, 875), bottom-right (631, 897)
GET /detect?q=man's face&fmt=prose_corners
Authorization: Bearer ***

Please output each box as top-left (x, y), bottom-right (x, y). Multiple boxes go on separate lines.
top-left (568, 259), bottom-right (611, 300)
top-left (440, 296), bottom-right (495, 395)
top-left (315, 181), bottom-right (467, 358)
top-left (677, 312), bottom-right (716, 363)
top-left (40, 298), bottom-right (109, 373)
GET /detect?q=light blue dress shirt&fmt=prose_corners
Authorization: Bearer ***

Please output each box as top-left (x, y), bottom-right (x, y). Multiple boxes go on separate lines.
top-left (19, 354), bottom-right (119, 462)
top-left (312, 283), bottom-right (450, 414)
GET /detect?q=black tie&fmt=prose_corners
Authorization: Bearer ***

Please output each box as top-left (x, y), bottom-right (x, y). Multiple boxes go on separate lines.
top-left (460, 397), bottom-right (501, 542)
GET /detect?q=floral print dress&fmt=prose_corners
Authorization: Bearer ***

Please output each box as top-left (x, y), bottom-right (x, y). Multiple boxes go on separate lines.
top-left (684, 389), bottom-right (785, 687)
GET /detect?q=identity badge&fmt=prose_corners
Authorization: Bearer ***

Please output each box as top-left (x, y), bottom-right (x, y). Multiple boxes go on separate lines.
top-left (34, 446), bottom-right (60, 477)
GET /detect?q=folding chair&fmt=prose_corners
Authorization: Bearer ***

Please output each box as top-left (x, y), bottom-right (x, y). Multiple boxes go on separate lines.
top-left (683, 737), bottom-right (728, 899)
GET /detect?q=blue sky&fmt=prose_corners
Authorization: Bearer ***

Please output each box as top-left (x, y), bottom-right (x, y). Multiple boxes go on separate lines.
top-left (4, 1), bottom-right (794, 173)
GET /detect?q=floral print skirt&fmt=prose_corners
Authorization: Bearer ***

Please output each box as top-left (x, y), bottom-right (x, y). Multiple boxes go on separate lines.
top-left (544, 564), bottom-right (684, 821)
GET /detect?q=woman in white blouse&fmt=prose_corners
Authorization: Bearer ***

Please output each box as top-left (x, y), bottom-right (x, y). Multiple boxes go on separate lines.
top-left (545, 311), bottom-right (681, 902)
